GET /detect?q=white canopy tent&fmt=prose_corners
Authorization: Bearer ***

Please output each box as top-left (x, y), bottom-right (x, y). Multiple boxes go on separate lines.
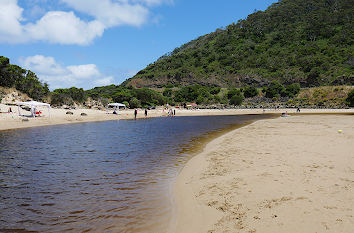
top-left (107, 103), bottom-right (126, 114)
top-left (17, 101), bottom-right (51, 118)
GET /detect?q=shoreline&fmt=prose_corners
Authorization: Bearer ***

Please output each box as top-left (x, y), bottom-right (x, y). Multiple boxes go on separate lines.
top-left (172, 113), bottom-right (354, 233)
top-left (0, 105), bottom-right (353, 131)
top-left (1, 106), bottom-right (353, 232)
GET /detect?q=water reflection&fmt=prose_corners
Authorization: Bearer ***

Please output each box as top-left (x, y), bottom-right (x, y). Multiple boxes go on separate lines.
top-left (0, 115), bottom-right (273, 232)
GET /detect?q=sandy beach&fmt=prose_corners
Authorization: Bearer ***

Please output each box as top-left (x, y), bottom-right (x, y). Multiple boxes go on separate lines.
top-left (173, 114), bottom-right (354, 233)
top-left (0, 102), bottom-right (353, 131)
top-left (1, 103), bottom-right (353, 232)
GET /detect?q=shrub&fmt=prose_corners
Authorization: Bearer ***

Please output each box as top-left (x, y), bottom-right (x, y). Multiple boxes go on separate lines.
top-left (51, 87), bottom-right (86, 106)
top-left (263, 80), bottom-right (285, 98)
top-left (163, 88), bottom-right (172, 97)
top-left (227, 88), bottom-right (242, 99)
top-left (122, 101), bottom-right (129, 108)
top-left (243, 86), bottom-right (259, 98)
top-left (129, 97), bottom-right (141, 108)
top-left (346, 89), bottom-right (354, 107)
top-left (111, 90), bottom-right (133, 103)
top-left (196, 95), bottom-right (205, 105)
top-left (284, 83), bottom-right (301, 97)
top-left (230, 94), bottom-right (244, 106)
top-left (210, 87), bottom-right (221, 95)
top-left (228, 88), bottom-right (244, 105)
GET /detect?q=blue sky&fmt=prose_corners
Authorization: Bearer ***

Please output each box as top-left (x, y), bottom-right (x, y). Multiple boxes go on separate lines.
top-left (0, 0), bottom-right (277, 90)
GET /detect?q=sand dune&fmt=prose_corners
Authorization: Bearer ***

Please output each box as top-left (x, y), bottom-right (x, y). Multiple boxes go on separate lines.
top-left (173, 114), bottom-right (354, 233)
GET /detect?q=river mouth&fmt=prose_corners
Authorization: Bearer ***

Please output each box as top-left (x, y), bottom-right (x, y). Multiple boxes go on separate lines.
top-left (0, 114), bottom-right (276, 233)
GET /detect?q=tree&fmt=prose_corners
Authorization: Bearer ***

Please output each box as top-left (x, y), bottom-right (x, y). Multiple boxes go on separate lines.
top-left (112, 89), bottom-right (133, 103)
top-left (346, 89), bottom-right (354, 107)
top-left (210, 87), bottom-right (221, 95)
top-left (263, 80), bottom-right (285, 98)
top-left (51, 87), bottom-right (86, 106)
top-left (230, 93), bottom-right (244, 106)
top-left (227, 88), bottom-right (242, 99)
top-left (0, 56), bottom-right (49, 100)
top-left (129, 97), bottom-right (141, 108)
top-left (163, 88), bottom-right (173, 97)
top-left (284, 83), bottom-right (301, 97)
top-left (122, 101), bottom-right (130, 108)
top-left (227, 88), bottom-right (244, 105)
top-left (133, 88), bottom-right (166, 106)
top-left (174, 85), bottom-right (203, 103)
top-left (242, 86), bottom-right (259, 98)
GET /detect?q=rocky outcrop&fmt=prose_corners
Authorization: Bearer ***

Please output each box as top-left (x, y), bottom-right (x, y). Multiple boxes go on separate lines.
top-left (0, 87), bottom-right (31, 104)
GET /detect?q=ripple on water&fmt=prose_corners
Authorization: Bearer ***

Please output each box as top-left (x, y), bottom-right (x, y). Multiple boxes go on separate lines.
top-left (0, 114), bottom-right (274, 232)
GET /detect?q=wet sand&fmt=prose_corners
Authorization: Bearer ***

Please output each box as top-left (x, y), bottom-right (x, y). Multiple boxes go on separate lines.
top-left (173, 114), bottom-right (354, 233)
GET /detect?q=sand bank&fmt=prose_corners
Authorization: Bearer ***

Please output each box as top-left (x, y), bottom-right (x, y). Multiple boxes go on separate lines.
top-left (173, 114), bottom-right (354, 233)
top-left (0, 102), bottom-right (352, 131)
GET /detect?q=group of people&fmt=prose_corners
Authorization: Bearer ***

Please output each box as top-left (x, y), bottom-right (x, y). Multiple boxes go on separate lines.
top-left (0, 107), bottom-right (13, 114)
top-left (0, 107), bottom-right (12, 113)
top-left (133, 108), bottom-right (149, 120)
top-left (133, 107), bottom-right (177, 120)
top-left (167, 109), bottom-right (176, 117)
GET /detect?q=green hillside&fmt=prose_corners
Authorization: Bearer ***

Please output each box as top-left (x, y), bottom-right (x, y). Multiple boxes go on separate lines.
top-left (123, 0), bottom-right (353, 88)
top-left (0, 56), bottom-right (49, 101)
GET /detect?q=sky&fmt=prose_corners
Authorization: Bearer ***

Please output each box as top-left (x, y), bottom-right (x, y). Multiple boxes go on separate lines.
top-left (0, 0), bottom-right (278, 90)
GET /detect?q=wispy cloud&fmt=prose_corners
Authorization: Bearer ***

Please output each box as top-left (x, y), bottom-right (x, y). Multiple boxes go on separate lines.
top-left (19, 55), bottom-right (115, 89)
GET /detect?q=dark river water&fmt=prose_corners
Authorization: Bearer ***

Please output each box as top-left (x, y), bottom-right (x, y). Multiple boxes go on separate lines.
top-left (0, 114), bottom-right (274, 233)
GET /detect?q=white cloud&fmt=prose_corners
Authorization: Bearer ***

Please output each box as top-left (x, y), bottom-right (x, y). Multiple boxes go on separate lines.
top-left (20, 54), bottom-right (65, 75)
top-left (94, 76), bottom-right (114, 86)
top-left (0, 0), bottom-right (171, 45)
top-left (28, 4), bottom-right (46, 19)
top-left (61, 0), bottom-right (149, 28)
top-left (20, 55), bottom-right (114, 89)
top-left (67, 64), bottom-right (100, 79)
top-left (0, 0), bottom-right (23, 41)
top-left (135, 0), bottom-right (173, 6)
top-left (25, 11), bottom-right (105, 45)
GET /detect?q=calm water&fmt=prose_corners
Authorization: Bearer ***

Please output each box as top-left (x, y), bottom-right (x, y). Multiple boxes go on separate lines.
top-left (0, 114), bottom-right (273, 233)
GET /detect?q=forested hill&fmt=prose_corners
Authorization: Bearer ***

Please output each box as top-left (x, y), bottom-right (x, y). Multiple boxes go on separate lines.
top-left (0, 56), bottom-right (49, 100)
top-left (123, 0), bottom-right (354, 88)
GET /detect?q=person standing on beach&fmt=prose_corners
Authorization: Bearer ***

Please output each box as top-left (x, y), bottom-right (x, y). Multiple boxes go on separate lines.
top-left (145, 109), bottom-right (148, 117)
top-left (134, 109), bottom-right (137, 120)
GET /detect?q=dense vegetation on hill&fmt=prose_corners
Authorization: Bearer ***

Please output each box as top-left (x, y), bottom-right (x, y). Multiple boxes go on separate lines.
top-left (124, 0), bottom-right (353, 88)
top-left (84, 83), bottom-right (353, 108)
top-left (86, 85), bottom-right (167, 108)
top-left (0, 56), bottom-right (49, 100)
top-left (0, 55), bottom-right (352, 108)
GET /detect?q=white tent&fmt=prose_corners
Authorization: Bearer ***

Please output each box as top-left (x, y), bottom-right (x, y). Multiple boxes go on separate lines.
top-left (107, 103), bottom-right (126, 114)
top-left (17, 101), bottom-right (51, 118)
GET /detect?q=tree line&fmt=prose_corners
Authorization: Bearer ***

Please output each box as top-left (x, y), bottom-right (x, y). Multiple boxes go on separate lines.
top-left (0, 56), bottom-right (49, 100)
top-left (1, 56), bottom-right (353, 108)
top-left (57, 82), bottom-right (302, 108)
